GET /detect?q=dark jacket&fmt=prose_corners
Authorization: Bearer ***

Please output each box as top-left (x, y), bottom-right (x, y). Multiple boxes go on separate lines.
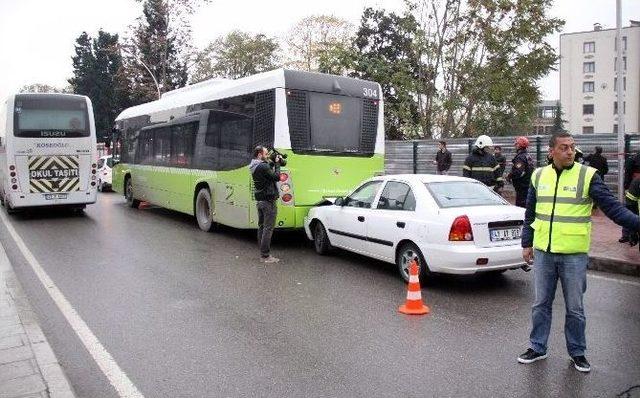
top-left (624, 152), bottom-right (640, 189)
top-left (463, 148), bottom-right (502, 188)
top-left (436, 149), bottom-right (452, 172)
top-left (521, 163), bottom-right (640, 250)
top-left (585, 153), bottom-right (608, 178)
top-left (494, 153), bottom-right (507, 176)
top-left (249, 159), bottom-right (280, 201)
top-left (509, 149), bottom-right (534, 191)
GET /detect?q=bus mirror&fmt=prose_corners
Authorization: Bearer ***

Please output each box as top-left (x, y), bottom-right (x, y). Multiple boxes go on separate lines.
top-left (334, 197), bottom-right (344, 206)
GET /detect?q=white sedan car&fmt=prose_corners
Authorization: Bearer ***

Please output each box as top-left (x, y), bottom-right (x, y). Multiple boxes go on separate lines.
top-left (304, 174), bottom-right (527, 282)
top-left (96, 155), bottom-right (113, 192)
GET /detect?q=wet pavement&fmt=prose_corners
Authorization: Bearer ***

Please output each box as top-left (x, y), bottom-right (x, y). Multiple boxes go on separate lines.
top-left (0, 192), bottom-right (638, 397)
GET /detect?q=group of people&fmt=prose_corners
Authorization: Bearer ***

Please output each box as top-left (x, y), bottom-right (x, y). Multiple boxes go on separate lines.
top-left (435, 135), bottom-right (534, 207)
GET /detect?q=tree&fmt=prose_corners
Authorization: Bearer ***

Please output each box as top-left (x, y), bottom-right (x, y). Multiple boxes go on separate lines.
top-left (191, 31), bottom-right (279, 81)
top-left (19, 84), bottom-right (68, 93)
top-left (124, 0), bottom-right (209, 102)
top-left (348, 8), bottom-right (422, 140)
top-left (285, 15), bottom-right (354, 72)
top-left (69, 30), bottom-right (131, 141)
top-left (552, 101), bottom-right (565, 132)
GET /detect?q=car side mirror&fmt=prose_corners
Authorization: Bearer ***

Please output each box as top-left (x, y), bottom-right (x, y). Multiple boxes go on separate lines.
top-left (334, 197), bottom-right (344, 206)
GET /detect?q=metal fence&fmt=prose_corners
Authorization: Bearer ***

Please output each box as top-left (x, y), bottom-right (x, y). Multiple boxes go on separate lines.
top-left (385, 134), bottom-right (640, 195)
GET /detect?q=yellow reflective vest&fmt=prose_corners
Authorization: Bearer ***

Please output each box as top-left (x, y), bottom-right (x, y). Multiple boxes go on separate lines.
top-left (530, 163), bottom-right (597, 254)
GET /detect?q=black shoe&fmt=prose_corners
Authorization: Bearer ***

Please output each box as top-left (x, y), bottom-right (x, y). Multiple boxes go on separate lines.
top-left (517, 348), bottom-right (548, 364)
top-left (619, 236), bottom-right (630, 243)
top-left (571, 356), bottom-right (591, 372)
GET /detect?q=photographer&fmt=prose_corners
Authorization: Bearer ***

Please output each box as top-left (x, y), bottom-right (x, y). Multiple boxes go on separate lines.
top-left (249, 146), bottom-right (282, 263)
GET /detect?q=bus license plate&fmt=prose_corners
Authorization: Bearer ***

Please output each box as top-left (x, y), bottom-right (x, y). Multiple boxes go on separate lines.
top-left (490, 227), bottom-right (521, 242)
top-left (44, 193), bottom-right (68, 200)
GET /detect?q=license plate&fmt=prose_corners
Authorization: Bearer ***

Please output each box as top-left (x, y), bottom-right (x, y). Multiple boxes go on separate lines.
top-left (490, 227), bottom-right (522, 241)
top-left (44, 193), bottom-right (68, 200)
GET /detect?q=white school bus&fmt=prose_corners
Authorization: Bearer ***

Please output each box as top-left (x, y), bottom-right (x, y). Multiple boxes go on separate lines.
top-left (0, 93), bottom-right (98, 213)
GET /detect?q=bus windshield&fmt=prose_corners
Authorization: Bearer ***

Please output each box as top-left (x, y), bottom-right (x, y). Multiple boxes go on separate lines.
top-left (13, 94), bottom-right (90, 138)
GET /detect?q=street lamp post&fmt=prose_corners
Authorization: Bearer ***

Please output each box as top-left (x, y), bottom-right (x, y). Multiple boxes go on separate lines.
top-left (616, 0), bottom-right (625, 201)
top-left (136, 58), bottom-right (161, 100)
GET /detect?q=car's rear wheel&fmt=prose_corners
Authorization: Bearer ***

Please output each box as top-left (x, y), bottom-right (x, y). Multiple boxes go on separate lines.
top-left (195, 188), bottom-right (216, 232)
top-left (125, 178), bottom-right (140, 208)
top-left (396, 242), bottom-right (430, 283)
top-left (313, 221), bottom-right (332, 255)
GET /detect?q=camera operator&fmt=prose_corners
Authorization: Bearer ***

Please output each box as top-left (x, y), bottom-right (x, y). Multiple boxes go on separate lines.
top-left (249, 146), bottom-right (282, 263)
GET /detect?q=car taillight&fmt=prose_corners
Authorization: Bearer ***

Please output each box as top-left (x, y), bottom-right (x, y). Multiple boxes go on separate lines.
top-left (449, 215), bottom-right (474, 241)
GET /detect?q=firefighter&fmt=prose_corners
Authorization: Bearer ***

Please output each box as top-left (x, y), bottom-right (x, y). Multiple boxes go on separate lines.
top-left (463, 135), bottom-right (503, 191)
top-left (507, 136), bottom-right (534, 208)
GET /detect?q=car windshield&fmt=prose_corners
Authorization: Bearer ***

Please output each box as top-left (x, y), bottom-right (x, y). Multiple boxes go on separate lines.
top-left (425, 181), bottom-right (507, 208)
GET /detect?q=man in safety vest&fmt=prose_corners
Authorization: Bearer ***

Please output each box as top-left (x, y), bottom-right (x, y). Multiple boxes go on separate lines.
top-left (463, 135), bottom-right (503, 191)
top-left (517, 132), bottom-right (640, 373)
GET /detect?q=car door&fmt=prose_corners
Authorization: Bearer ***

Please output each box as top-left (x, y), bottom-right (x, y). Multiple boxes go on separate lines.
top-left (328, 180), bottom-right (383, 254)
top-left (366, 180), bottom-right (418, 261)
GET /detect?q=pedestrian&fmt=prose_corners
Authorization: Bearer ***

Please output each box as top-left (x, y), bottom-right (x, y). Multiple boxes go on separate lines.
top-left (506, 136), bottom-right (534, 208)
top-left (584, 146), bottom-right (608, 180)
top-left (620, 176), bottom-right (640, 246)
top-left (463, 135), bottom-right (503, 191)
top-left (494, 145), bottom-right (507, 177)
top-left (517, 132), bottom-right (640, 373)
top-left (433, 140), bottom-right (452, 175)
top-left (249, 146), bottom-right (283, 263)
top-left (624, 149), bottom-right (640, 189)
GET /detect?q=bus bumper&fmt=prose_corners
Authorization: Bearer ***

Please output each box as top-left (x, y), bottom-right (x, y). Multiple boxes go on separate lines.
top-left (6, 191), bottom-right (97, 209)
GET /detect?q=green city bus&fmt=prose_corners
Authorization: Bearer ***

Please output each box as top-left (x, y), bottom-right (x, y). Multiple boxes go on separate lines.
top-left (111, 69), bottom-right (384, 231)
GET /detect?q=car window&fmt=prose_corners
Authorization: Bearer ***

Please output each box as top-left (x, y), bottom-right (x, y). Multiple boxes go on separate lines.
top-left (377, 181), bottom-right (416, 211)
top-left (97, 158), bottom-right (105, 169)
top-left (426, 181), bottom-right (507, 208)
top-left (344, 181), bottom-right (382, 208)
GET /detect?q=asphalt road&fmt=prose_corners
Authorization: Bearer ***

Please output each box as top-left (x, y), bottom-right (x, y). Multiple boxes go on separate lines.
top-left (1, 192), bottom-right (639, 398)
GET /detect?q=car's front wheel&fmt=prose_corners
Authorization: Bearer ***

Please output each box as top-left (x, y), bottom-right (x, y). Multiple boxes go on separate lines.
top-left (396, 242), bottom-right (430, 283)
top-left (313, 221), bottom-right (332, 255)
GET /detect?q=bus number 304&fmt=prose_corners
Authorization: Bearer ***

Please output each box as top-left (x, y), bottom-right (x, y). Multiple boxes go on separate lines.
top-left (363, 88), bottom-right (378, 98)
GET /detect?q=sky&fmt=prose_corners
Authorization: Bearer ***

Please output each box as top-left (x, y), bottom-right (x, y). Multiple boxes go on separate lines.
top-left (0, 0), bottom-right (638, 102)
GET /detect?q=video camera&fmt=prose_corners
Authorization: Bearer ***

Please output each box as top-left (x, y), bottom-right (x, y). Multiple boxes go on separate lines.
top-left (268, 148), bottom-right (288, 167)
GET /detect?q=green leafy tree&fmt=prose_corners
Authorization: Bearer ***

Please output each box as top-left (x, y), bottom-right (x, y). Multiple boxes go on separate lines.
top-left (552, 101), bottom-right (565, 132)
top-left (192, 31), bottom-right (279, 81)
top-left (69, 31), bottom-right (131, 142)
top-left (125, 0), bottom-right (209, 102)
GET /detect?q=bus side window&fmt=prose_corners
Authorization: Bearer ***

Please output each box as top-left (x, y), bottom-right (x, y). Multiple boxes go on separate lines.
top-left (170, 122), bottom-right (196, 167)
top-left (154, 127), bottom-right (171, 166)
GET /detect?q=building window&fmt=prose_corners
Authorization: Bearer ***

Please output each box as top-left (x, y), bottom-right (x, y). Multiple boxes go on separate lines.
top-left (583, 82), bottom-right (595, 93)
top-left (613, 124), bottom-right (618, 134)
top-left (615, 36), bottom-right (627, 51)
top-left (614, 101), bottom-right (626, 115)
top-left (583, 62), bottom-right (595, 73)
top-left (614, 76), bottom-right (627, 91)
top-left (583, 104), bottom-right (594, 115)
top-left (583, 41), bottom-right (595, 53)
top-left (614, 56), bottom-right (627, 71)
top-left (582, 126), bottom-right (594, 134)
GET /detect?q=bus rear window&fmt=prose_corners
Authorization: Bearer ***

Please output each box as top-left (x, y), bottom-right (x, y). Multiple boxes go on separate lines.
top-left (14, 95), bottom-right (90, 138)
top-left (309, 93), bottom-right (361, 153)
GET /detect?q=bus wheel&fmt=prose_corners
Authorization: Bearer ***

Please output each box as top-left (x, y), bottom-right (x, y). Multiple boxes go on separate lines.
top-left (125, 178), bottom-right (140, 209)
top-left (195, 188), bottom-right (216, 232)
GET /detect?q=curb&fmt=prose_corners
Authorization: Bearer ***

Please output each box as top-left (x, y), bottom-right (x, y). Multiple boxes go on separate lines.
top-left (589, 256), bottom-right (640, 277)
top-left (1, 244), bottom-right (77, 398)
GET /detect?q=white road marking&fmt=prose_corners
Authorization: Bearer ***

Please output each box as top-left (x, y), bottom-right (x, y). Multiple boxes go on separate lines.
top-left (588, 272), bottom-right (640, 287)
top-left (0, 211), bottom-right (144, 398)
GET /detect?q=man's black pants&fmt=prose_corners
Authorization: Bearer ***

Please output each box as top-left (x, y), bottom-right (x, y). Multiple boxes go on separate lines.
top-left (257, 200), bottom-right (277, 257)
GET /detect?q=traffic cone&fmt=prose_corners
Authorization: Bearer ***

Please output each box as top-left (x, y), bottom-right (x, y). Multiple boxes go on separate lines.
top-left (398, 260), bottom-right (430, 315)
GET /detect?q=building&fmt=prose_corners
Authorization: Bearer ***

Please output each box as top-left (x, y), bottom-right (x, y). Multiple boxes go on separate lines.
top-left (532, 100), bottom-right (558, 135)
top-left (560, 21), bottom-right (640, 134)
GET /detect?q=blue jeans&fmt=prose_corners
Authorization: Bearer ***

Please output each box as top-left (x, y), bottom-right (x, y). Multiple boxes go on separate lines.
top-left (529, 249), bottom-right (588, 357)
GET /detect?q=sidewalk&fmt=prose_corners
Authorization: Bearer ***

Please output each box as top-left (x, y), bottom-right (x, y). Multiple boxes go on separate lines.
top-left (589, 209), bottom-right (640, 276)
top-left (0, 244), bottom-right (76, 398)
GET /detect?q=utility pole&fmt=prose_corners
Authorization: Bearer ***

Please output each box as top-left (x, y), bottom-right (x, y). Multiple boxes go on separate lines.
top-left (616, 0), bottom-right (625, 201)
top-left (137, 58), bottom-right (162, 100)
